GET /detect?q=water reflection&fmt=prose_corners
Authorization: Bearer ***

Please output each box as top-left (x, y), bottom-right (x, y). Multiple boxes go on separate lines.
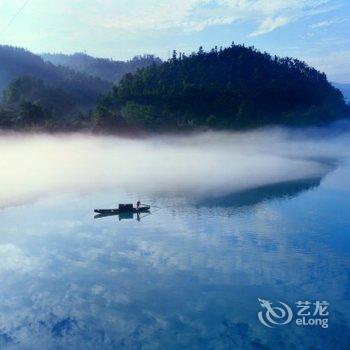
top-left (94, 211), bottom-right (152, 221)
top-left (0, 166), bottom-right (349, 349)
top-left (198, 177), bottom-right (322, 208)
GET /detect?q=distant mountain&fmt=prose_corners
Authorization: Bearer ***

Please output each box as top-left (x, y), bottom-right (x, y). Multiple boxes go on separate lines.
top-left (0, 45), bottom-right (112, 108)
top-left (93, 44), bottom-right (349, 131)
top-left (41, 52), bottom-right (162, 83)
top-left (0, 76), bottom-right (85, 131)
top-left (333, 82), bottom-right (350, 102)
top-left (0, 45), bottom-right (114, 131)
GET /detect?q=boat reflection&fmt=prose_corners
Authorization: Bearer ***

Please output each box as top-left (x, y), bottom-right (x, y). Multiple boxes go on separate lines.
top-left (94, 211), bottom-right (151, 221)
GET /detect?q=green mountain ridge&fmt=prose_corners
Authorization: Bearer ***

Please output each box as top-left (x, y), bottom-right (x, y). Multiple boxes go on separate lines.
top-left (0, 45), bottom-right (112, 107)
top-left (41, 52), bottom-right (162, 83)
top-left (0, 43), bottom-right (349, 132)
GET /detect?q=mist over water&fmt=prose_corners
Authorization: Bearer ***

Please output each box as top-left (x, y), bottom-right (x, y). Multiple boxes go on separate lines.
top-left (0, 126), bottom-right (350, 349)
top-left (1, 126), bottom-right (349, 208)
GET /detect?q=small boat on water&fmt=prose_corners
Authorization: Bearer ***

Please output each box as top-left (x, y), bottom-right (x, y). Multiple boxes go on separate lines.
top-left (94, 203), bottom-right (150, 215)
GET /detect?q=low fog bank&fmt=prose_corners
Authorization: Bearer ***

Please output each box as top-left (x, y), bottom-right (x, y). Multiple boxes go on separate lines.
top-left (0, 125), bottom-right (349, 208)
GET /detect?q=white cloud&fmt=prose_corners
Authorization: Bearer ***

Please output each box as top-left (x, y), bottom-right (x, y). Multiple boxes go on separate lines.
top-left (310, 18), bottom-right (348, 28)
top-left (70, 0), bottom-right (337, 37)
top-left (80, 0), bottom-right (207, 33)
top-left (249, 16), bottom-right (290, 37)
top-left (0, 0), bottom-right (345, 59)
top-left (311, 20), bottom-right (334, 28)
top-left (0, 244), bottom-right (39, 274)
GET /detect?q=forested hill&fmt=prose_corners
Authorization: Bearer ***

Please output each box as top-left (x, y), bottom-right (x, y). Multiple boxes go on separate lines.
top-left (0, 45), bottom-right (111, 106)
top-left (93, 44), bottom-right (349, 131)
top-left (0, 44), bottom-right (348, 132)
top-left (41, 53), bottom-right (162, 83)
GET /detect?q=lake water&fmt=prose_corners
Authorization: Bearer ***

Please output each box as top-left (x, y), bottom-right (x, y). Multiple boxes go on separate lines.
top-left (0, 131), bottom-right (349, 349)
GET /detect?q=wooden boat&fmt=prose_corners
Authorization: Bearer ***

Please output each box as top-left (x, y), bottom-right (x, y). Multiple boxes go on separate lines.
top-left (94, 203), bottom-right (150, 215)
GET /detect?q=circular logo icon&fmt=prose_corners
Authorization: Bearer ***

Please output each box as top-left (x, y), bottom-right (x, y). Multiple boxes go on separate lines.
top-left (258, 298), bottom-right (293, 328)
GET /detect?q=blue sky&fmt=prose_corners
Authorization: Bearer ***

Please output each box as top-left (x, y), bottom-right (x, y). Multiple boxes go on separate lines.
top-left (0, 0), bottom-right (349, 82)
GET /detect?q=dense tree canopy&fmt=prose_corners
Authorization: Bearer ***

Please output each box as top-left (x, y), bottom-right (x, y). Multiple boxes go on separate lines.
top-left (0, 76), bottom-right (88, 130)
top-left (93, 44), bottom-right (348, 131)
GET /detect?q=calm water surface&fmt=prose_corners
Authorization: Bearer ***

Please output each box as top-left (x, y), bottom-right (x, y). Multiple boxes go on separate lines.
top-left (0, 161), bottom-right (349, 349)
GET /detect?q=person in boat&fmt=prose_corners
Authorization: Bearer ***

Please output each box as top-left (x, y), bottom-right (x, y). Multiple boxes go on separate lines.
top-left (136, 200), bottom-right (141, 209)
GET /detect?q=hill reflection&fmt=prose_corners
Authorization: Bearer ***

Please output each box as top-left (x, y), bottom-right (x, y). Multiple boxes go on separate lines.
top-left (198, 177), bottom-right (322, 208)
